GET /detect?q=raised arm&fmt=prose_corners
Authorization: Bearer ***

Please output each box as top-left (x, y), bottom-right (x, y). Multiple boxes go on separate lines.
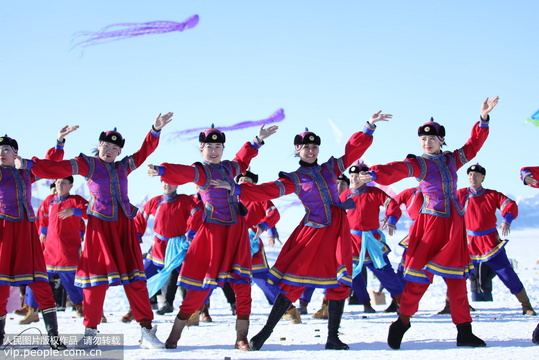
top-left (45, 125), bottom-right (80, 161)
top-left (232, 124), bottom-right (278, 174)
top-left (341, 111), bottom-right (392, 168)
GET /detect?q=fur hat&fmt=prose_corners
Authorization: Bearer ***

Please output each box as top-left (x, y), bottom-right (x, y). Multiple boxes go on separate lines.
top-left (349, 163), bottom-right (369, 174)
top-left (337, 173), bottom-right (350, 186)
top-left (467, 163), bottom-right (486, 176)
top-left (418, 117), bottom-right (446, 137)
top-left (236, 169), bottom-right (259, 184)
top-left (294, 128), bottom-right (321, 146)
top-left (199, 124), bottom-right (226, 144)
top-left (99, 128), bottom-right (125, 148)
top-left (0, 135), bottom-right (18, 151)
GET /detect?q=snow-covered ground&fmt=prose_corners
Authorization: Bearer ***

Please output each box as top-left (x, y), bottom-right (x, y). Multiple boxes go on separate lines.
top-left (4, 229), bottom-right (539, 360)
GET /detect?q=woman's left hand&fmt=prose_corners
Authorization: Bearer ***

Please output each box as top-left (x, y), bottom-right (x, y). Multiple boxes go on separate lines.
top-left (153, 112), bottom-right (174, 130)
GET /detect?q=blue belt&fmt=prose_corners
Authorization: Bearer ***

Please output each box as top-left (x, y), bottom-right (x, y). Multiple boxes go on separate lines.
top-left (466, 227), bottom-right (496, 236)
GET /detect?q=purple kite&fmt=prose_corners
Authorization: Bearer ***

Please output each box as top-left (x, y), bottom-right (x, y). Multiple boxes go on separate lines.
top-left (72, 14), bottom-right (199, 49)
top-left (171, 108), bottom-right (286, 141)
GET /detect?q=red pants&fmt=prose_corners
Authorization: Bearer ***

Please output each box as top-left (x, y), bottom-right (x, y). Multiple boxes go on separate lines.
top-left (400, 273), bottom-right (472, 324)
top-left (0, 282), bottom-right (56, 316)
top-left (83, 281), bottom-right (153, 328)
top-left (280, 283), bottom-right (350, 302)
top-left (180, 282), bottom-right (252, 316)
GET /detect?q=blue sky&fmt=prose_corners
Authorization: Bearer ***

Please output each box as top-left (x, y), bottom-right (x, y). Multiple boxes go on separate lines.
top-left (2, 1), bottom-right (539, 233)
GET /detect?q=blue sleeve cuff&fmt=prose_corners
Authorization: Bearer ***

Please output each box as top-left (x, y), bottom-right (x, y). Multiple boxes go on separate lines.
top-left (387, 215), bottom-right (398, 226)
top-left (258, 222), bottom-right (269, 231)
top-left (521, 170), bottom-right (532, 184)
top-left (40, 227), bottom-right (48, 235)
top-left (234, 185), bottom-right (242, 197)
top-left (56, 139), bottom-right (65, 150)
top-left (267, 227), bottom-right (276, 236)
top-left (363, 121), bottom-right (376, 136)
top-left (479, 114), bottom-right (490, 128)
top-left (73, 208), bottom-right (82, 217)
top-left (367, 170), bottom-right (377, 181)
top-left (80, 231), bottom-right (85, 237)
top-left (186, 230), bottom-right (197, 240)
top-left (251, 136), bottom-right (264, 150)
top-left (156, 166), bottom-right (165, 176)
top-left (151, 127), bottom-right (161, 137)
top-left (503, 213), bottom-right (515, 224)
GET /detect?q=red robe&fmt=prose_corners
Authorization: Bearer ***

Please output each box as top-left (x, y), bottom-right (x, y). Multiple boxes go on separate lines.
top-left (159, 141), bottom-right (261, 290)
top-left (243, 200), bottom-right (280, 273)
top-left (29, 129), bottom-right (161, 287)
top-left (457, 187), bottom-right (517, 261)
top-left (339, 185), bottom-right (401, 262)
top-left (39, 193), bottom-right (88, 272)
top-left (134, 193), bottom-right (202, 267)
top-left (239, 125), bottom-right (376, 289)
top-left (369, 119), bottom-right (489, 283)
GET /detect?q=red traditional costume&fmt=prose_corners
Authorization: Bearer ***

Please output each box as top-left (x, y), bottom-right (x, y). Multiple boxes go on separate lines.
top-left (39, 193), bottom-right (88, 272)
top-left (371, 117), bottom-right (489, 326)
top-left (155, 137), bottom-right (264, 316)
top-left (135, 192), bottom-right (202, 267)
top-left (239, 122), bottom-right (377, 302)
top-left (27, 128), bottom-right (162, 328)
top-left (457, 186), bottom-right (517, 261)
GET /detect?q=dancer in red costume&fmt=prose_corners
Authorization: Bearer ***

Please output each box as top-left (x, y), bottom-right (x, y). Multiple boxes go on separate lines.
top-left (25, 112), bottom-right (173, 350)
top-left (0, 130), bottom-right (80, 350)
top-left (228, 111), bottom-right (391, 351)
top-left (359, 97), bottom-right (499, 349)
top-left (147, 122), bottom-right (278, 350)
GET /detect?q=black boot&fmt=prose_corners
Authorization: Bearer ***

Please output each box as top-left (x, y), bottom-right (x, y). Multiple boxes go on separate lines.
top-left (325, 299), bottom-right (349, 350)
top-left (384, 299), bottom-right (399, 313)
top-left (456, 322), bottom-right (486, 347)
top-left (42, 307), bottom-right (67, 350)
top-left (0, 314), bottom-right (5, 346)
top-left (250, 294), bottom-right (292, 351)
top-left (387, 318), bottom-right (410, 349)
top-left (532, 323), bottom-right (539, 344)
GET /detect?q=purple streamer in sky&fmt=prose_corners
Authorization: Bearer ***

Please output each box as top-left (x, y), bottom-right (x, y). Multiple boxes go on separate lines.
top-left (172, 108), bottom-right (285, 141)
top-left (72, 14), bottom-right (199, 49)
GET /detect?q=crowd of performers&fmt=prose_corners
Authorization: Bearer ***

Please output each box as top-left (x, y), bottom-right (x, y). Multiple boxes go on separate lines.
top-left (2, 96), bottom-right (539, 351)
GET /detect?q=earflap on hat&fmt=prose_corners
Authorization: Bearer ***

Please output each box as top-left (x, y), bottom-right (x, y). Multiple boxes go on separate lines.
top-left (199, 124), bottom-right (226, 144)
top-left (467, 163), bottom-right (486, 176)
top-left (0, 135), bottom-right (18, 151)
top-left (294, 128), bottom-right (321, 146)
top-left (99, 128), bottom-right (125, 148)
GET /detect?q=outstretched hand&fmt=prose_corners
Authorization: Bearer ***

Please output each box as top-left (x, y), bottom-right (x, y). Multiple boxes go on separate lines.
top-left (368, 111), bottom-right (393, 126)
top-left (481, 96), bottom-right (499, 120)
top-left (147, 165), bottom-right (159, 177)
top-left (258, 124), bottom-right (279, 141)
top-left (58, 125), bottom-right (80, 142)
top-left (153, 112), bottom-right (174, 131)
top-left (524, 174), bottom-right (538, 186)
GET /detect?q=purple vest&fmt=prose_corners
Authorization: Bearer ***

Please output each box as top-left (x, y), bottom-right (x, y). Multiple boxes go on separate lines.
top-left (196, 161), bottom-right (242, 225)
top-left (77, 154), bottom-right (137, 220)
top-left (0, 167), bottom-right (36, 222)
top-left (280, 157), bottom-right (345, 228)
top-left (412, 152), bottom-right (464, 217)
